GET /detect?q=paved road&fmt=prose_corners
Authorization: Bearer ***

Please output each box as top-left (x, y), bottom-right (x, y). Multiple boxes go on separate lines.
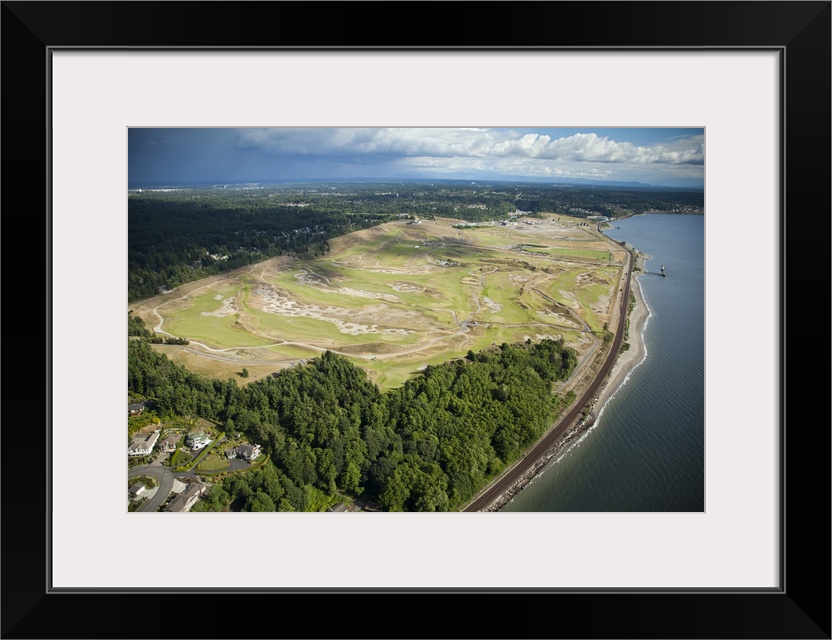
top-left (128, 464), bottom-right (174, 512)
top-left (129, 436), bottom-right (233, 511)
top-left (462, 242), bottom-right (634, 512)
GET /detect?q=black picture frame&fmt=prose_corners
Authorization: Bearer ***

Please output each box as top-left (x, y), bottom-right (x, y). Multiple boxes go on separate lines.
top-left (2, 2), bottom-right (829, 638)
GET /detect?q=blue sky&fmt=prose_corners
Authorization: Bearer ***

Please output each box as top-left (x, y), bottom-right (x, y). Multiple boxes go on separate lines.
top-left (129, 127), bottom-right (704, 188)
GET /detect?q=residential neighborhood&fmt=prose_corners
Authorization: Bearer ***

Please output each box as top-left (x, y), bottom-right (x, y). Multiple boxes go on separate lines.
top-left (128, 405), bottom-right (269, 513)
top-left (127, 403), bottom-right (382, 513)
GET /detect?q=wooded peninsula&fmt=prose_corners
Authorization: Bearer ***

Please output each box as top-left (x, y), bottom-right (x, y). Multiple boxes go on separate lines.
top-left (127, 180), bottom-right (702, 512)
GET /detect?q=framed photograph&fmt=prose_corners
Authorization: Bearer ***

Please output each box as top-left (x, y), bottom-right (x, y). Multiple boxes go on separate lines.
top-left (3, 2), bottom-right (828, 638)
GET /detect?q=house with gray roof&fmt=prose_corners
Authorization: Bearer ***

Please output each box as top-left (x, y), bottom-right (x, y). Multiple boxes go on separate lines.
top-left (163, 483), bottom-right (208, 512)
top-left (226, 444), bottom-right (262, 461)
top-left (158, 434), bottom-right (180, 454)
top-left (128, 483), bottom-right (147, 498)
top-left (128, 430), bottom-right (160, 457)
top-left (128, 402), bottom-right (148, 416)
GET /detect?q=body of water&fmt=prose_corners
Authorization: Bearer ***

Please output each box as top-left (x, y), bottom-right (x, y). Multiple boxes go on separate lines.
top-left (503, 213), bottom-right (704, 512)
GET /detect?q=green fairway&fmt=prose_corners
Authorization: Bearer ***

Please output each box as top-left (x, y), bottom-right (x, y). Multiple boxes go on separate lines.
top-left (546, 247), bottom-right (611, 261)
top-left (265, 344), bottom-right (324, 359)
top-left (164, 285), bottom-right (271, 348)
top-left (479, 271), bottom-right (535, 324)
top-left (364, 347), bottom-right (469, 389)
top-left (574, 284), bottom-right (611, 332)
top-left (245, 305), bottom-right (424, 347)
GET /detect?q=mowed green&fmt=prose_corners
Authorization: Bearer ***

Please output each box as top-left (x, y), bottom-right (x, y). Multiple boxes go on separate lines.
top-left (545, 247), bottom-right (612, 261)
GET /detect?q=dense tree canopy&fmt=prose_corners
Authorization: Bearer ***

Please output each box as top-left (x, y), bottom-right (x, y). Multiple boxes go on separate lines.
top-left (127, 311), bottom-right (152, 337)
top-left (128, 336), bottom-right (578, 512)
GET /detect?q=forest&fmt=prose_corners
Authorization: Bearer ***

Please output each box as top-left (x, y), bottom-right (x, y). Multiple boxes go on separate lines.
top-left (128, 334), bottom-right (578, 512)
top-left (128, 180), bottom-right (703, 302)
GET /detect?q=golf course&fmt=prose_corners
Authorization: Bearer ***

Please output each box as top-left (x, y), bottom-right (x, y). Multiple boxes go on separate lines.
top-left (129, 214), bottom-right (628, 389)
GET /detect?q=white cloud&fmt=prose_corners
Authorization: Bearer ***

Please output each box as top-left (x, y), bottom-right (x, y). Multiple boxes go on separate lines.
top-left (238, 128), bottom-right (704, 166)
top-left (491, 132), bottom-right (703, 165)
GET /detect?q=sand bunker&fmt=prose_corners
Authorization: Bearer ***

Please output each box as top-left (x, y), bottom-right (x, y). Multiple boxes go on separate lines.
top-left (338, 287), bottom-right (400, 302)
top-left (576, 272), bottom-right (610, 286)
top-left (536, 308), bottom-right (582, 328)
top-left (482, 297), bottom-right (503, 312)
top-left (391, 282), bottom-right (423, 293)
top-left (558, 290), bottom-right (580, 308)
top-left (294, 270), bottom-right (401, 302)
top-left (201, 298), bottom-right (237, 317)
top-left (253, 284), bottom-right (413, 337)
top-left (591, 294), bottom-right (611, 315)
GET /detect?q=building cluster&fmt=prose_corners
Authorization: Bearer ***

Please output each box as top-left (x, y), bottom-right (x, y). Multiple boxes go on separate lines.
top-left (128, 407), bottom-right (259, 462)
top-left (128, 404), bottom-right (269, 513)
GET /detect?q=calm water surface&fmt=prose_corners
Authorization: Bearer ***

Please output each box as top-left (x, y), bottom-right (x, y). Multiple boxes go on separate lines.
top-left (503, 213), bottom-right (704, 512)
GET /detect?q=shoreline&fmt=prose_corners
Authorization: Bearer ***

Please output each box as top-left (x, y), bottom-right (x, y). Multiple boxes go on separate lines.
top-left (488, 250), bottom-right (652, 511)
top-left (591, 258), bottom-right (651, 413)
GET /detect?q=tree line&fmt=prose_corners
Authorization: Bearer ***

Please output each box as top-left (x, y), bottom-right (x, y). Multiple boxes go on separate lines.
top-left (128, 313), bottom-right (188, 345)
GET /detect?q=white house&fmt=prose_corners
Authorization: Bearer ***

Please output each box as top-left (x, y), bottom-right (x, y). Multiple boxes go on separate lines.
top-left (128, 430), bottom-right (160, 457)
top-left (185, 430), bottom-right (212, 451)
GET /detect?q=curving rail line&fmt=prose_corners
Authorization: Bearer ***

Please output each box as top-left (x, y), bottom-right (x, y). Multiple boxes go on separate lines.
top-left (462, 241), bottom-right (634, 512)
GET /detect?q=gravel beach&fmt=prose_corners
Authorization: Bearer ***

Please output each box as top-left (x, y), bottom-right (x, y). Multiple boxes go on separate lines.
top-left (592, 268), bottom-right (650, 412)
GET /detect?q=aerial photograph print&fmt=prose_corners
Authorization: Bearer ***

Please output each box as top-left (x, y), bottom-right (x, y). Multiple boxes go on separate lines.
top-left (126, 126), bottom-right (705, 514)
